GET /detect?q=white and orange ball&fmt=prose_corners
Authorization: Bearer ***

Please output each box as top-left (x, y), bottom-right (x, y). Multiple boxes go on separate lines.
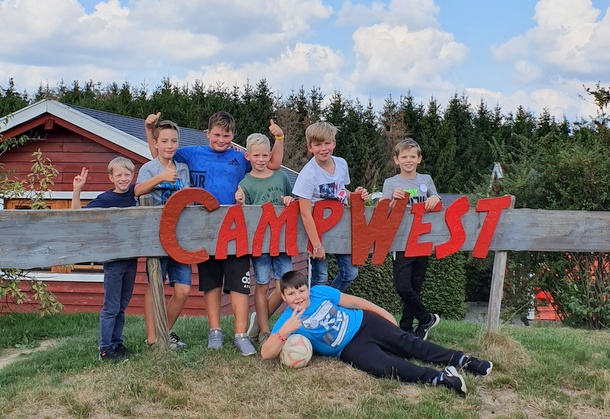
top-left (279, 334), bottom-right (313, 368)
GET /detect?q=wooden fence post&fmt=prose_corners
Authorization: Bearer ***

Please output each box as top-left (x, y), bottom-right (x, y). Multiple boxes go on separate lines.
top-left (139, 194), bottom-right (169, 349)
top-left (485, 196), bottom-right (516, 332)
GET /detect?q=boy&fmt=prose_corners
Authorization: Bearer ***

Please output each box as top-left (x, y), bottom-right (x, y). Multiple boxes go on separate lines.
top-left (292, 121), bottom-right (367, 291)
top-left (382, 138), bottom-right (441, 339)
top-left (261, 271), bottom-right (493, 396)
top-left (234, 132), bottom-right (294, 347)
top-left (72, 157), bottom-right (138, 362)
top-left (145, 111), bottom-right (284, 356)
top-left (136, 119), bottom-right (192, 350)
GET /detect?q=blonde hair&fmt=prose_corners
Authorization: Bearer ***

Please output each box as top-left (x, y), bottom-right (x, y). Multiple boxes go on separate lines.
top-left (393, 138), bottom-right (422, 158)
top-left (208, 111), bottom-right (235, 133)
top-left (152, 120), bottom-right (180, 141)
top-left (305, 121), bottom-right (338, 146)
top-left (107, 157), bottom-right (135, 175)
top-left (246, 133), bottom-right (271, 153)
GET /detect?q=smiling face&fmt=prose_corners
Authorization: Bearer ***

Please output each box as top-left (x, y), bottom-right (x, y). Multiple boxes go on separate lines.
top-left (393, 147), bottom-right (422, 177)
top-left (109, 166), bottom-right (134, 193)
top-left (208, 126), bottom-right (234, 152)
top-left (307, 138), bottom-right (336, 165)
top-left (155, 128), bottom-right (179, 160)
top-left (245, 143), bottom-right (271, 173)
top-left (281, 284), bottom-right (311, 311)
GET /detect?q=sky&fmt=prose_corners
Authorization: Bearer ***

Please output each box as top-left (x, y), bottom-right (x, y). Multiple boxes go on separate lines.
top-left (1, 0), bottom-right (609, 121)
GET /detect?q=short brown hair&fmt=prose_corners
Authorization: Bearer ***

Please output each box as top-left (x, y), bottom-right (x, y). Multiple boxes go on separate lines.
top-left (152, 120), bottom-right (180, 141)
top-left (208, 111), bottom-right (235, 133)
top-left (393, 138), bottom-right (422, 158)
top-left (279, 271), bottom-right (309, 293)
top-left (305, 121), bottom-right (338, 146)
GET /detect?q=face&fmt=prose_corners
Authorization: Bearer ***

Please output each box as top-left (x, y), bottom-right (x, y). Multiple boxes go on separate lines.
top-left (155, 128), bottom-right (179, 159)
top-left (393, 147), bottom-right (422, 175)
top-left (307, 139), bottom-right (336, 164)
top-left (281, 284), bottom-right (310, 311)
top-left (109, 167), bottom-right (134, 193)
top-left (245, 144), bottom-right (271, 172)
top-left (208, 126), bottom-right (234, 152)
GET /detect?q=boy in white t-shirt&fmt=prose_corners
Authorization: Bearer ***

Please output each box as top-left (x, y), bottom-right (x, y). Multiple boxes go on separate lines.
top-left (292, 121), bottom-right (368, 291)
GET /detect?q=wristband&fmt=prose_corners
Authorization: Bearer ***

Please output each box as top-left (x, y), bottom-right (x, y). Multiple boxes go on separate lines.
top-left (274, 135), bottom-right (285, 141)
top-left (276, 332), bottom-right (287, 342)
top-left (313, 246), bottom-right (321, 253)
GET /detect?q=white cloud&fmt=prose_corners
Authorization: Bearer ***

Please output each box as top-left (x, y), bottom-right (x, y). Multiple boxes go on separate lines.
top-left (337, 0), bottom-right (439, 30)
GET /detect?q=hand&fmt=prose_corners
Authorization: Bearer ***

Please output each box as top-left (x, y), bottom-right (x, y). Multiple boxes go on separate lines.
top-left (145, 112), bottom-right (161, 130)
top-left (311, 244), bottom-right (326, 260)
top-left (354, 186), bottom-right (369, 201)
top-left (281, 195), bottom-right (294, 206)
top-left (160, 161), bottom-right (178, 183)
top-left (425, 195), bottom-right (441, 212)
top-left (282, 307), bottom-right (304, 335)
top-left (269, 119), bottom-right (284, 138)
top-left (235, 185), bottom-right (245, 205)
top-left (392, 188), bottom-right (406, 200)
top-left (73, 167), bottom-right (88, 190)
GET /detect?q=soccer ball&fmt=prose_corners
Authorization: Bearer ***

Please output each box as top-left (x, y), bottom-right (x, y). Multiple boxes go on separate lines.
top-left (279, 334), bottom-right (313, 368)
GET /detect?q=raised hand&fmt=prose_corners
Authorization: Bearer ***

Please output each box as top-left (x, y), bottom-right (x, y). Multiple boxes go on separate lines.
top-left (145, 112), bottom-right (161, 130)
top-left (235, 185), bottom-right (245, 205)
top-left (269, 119), bottom-right (284, 138)
top-left (160, 161), bottom-right (178, 183)
top-left (73, 167), bottom-right (89, 190)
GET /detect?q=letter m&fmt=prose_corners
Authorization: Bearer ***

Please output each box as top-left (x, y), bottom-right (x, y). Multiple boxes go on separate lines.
top-left (252, 201), bottom-right (299, 257)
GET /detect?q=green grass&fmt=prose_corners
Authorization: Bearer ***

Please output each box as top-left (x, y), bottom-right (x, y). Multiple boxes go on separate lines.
top-left (0, 313), bottom-right (609, 418)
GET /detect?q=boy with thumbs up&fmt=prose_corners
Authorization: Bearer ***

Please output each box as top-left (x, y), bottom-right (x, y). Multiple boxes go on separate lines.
top-left (136, 119), bottom-right (192, 350)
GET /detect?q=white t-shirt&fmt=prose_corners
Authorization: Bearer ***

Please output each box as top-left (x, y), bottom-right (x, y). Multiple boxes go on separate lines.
top-left (292, 156), bottom-right (351, 205)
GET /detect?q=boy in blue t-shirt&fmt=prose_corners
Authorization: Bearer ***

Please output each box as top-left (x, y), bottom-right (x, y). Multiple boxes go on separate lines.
top-left (261, 271), bottom-right (493, 397)
top-left (72, 157), bottom-right (138, 362)
top-left (136, 119), bottom-right (192, 350)
top-left (145, 111), bottom-right (284, 356)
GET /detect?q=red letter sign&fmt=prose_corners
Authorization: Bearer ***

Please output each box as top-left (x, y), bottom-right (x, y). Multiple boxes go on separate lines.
top-left (435, 196), bottom-right (469, 259)
top-left (309, 200), bottom-right (343, 253)
top-left (472, 195), bottom-right (512, 258)
top-left (252, 201), bottom-right (299, 257)
top-left (404, 201), bottom-right (442, 257)
top-left (216, 204), bottom-right (249, 259)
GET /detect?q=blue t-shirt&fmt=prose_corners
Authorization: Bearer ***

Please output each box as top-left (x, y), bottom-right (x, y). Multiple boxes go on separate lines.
top-left (272, 285), bottom-right (363, 357)
top-left (85, 184), bottom-right (137, 208)
top-left (175, 146), bottom-right (251, 205)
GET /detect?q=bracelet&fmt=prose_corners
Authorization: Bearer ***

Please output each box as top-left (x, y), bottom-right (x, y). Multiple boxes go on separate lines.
top-left (276, 332), bottom-right (287, 342)
top-left (274, 135), bottom-right (285, 141)
top-left (313, 245), bottom-right (321, 253)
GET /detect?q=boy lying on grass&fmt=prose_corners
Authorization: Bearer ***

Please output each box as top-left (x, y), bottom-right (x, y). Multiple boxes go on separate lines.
top-left (261, 271), bottom-right (492, 396)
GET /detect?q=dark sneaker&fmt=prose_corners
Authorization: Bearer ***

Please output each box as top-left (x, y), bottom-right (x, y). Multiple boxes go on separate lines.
top-left (208, 329), bottom-right (224, 349)
top-left (435, 366), bottom-right (467, 396)
top-left (247, 312), bottom-right (260, 342)
top-left (99, 348), bottom-right (127, 362)
top-left (461, 356), bottom-right (493, 377)
top-left (234, 333), bottom-right (257, 356)
top-left (114, 344), bottom-right (130, 357)
top-left (169, 331), bottom-right (187, 350)
top-left (414, 313), bottom-right (440, 340)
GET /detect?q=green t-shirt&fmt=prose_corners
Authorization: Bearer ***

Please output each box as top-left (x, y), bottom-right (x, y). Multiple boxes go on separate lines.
top-left (239, 170), bottom-right (292, 205)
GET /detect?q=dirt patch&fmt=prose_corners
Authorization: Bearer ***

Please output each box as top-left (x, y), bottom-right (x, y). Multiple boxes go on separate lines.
top-left (0, 340), bottom-right (55, 370)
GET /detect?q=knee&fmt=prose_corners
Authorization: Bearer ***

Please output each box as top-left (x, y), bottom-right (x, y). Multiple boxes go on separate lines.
top-left (173, 285), bottom-right (191, 301)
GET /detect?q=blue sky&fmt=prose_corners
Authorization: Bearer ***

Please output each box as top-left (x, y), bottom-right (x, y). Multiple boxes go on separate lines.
top-left (1, 0), bottom-right (609, 120)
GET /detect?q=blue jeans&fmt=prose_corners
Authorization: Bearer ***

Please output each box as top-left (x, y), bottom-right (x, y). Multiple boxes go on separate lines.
top-left (310, 254), bottom-right (359, 291)
top-left (100, 259), bottom-right (137, 351)
top-left (252, 253), bottom-right (293, 284)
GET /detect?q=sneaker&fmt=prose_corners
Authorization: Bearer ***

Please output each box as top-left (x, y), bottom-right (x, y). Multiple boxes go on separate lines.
top-left (114, 344), bottom-right (130, 357)
top-left (234, 333), bottom-right (257, 356)
top-left (414, 313), bottom-right (440, 340)
top-left (247, 312), bottom-right (260, 341)
top-left (257, 332), bottom-right (270, 347)
top-left (169, 331), bottom-right (188, 350)
top-left (461, 356), bottom-right (493, 377)
top-left (207, 329), bottom-right (224, 349)
top-left (99, 348), bottom-right (127, 362)
top-left (435, 366), bottom-right (467, 396)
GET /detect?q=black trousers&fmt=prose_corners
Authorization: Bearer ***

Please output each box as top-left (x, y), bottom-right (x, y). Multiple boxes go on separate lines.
top-left (339, 312), bottom-right (463, 383)
top-left (393, 252), bottom-right (430, 332)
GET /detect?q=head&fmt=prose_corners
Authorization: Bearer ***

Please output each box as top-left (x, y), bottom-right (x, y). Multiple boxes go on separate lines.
top-left (393, 138), bottom-right (422, 176)
top-left (207, 111), bottom-right (235, 152)
top-left (279, 271), bottom-right (310, 310)
top-left (107, 157), bottom-right (135, 193)
top-left (306, 121), bottom-right (337, 164)
top-left (152, 120), bottom-right (180, 160)
top-left (245, 133), bottom-right (271, 173)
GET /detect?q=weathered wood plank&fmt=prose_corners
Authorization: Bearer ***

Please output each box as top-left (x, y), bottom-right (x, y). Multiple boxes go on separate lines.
top-left (2, 204), bottom-right (610, 269)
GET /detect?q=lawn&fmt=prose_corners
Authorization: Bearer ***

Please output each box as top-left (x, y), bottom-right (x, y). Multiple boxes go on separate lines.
top-left (0, 312), bottom-right (608, 419)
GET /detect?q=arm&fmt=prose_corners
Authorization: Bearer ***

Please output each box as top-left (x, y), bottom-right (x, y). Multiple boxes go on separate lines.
top-left (261, 308), bottom-right (304, 360)
top-left (298, 198), bottom-right (325, 259)
top-left (267, 119), bottom-right (284, 170)
top-left (145, 112), bottom-right (161, 158)
top-left (134, 162), bottom-right (178, 197)
top-left (71, 167), bottom-right (88, 209)
top-left (424, 177), bottom-right (441, 211)
top-left (339, 293), bottom-right (397, 326)
top-left (348, 186), bottom-right (369, 203)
